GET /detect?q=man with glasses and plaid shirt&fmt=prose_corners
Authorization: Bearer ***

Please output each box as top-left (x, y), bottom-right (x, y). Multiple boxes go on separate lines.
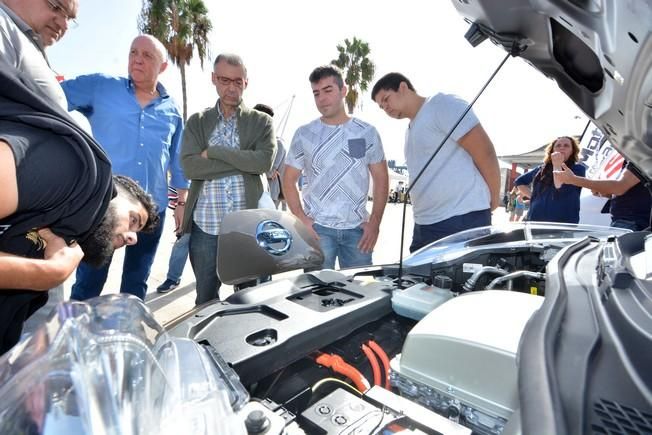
top-left (0, 0), bottom-right (78, 110)
top-left (180, 53), bottom-right (276, 305)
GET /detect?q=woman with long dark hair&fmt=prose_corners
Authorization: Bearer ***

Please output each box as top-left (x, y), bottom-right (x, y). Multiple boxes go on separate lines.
top-left (514, 136), bottom-right (585, 223)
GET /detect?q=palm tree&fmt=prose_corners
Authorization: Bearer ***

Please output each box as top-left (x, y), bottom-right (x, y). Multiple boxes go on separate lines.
top-left (138, 0), bottom-right (212, 120)
top-left (332, 37), bottom-right (376, 114)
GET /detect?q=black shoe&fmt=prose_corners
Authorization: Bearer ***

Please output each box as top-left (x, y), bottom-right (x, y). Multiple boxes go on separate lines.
top-left (157, 279), bottom-right (180, 294)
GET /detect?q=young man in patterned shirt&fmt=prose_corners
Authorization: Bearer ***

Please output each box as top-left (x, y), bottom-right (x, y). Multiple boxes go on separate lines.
top-left (283, 65), bottom-right (389, 270)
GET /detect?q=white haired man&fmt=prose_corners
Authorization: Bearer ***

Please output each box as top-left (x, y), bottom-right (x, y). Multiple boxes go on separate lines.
top-left (61, 35), bottom-right (189, 301)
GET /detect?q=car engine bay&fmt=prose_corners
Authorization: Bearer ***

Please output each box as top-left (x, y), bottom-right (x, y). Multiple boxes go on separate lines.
top-left (162, 224), bottom-right (635, 434)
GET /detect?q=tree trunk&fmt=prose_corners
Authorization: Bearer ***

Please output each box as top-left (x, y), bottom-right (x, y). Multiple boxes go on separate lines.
top-left (180, 62), bottom-right (188, 121)
top-left (346, 88), bottom-right (357, 114)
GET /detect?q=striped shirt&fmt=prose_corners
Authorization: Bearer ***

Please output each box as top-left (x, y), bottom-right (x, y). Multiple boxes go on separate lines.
top-left (193, 104), bottom-right (246, 235)
top-left (286, 117), bottom-right (385, 229)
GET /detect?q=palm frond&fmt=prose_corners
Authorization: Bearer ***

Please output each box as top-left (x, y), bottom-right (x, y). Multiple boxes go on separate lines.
top-left (332, 36), bottom-right (376, 114)
top-left (138, 0), bottom-right (213, 120)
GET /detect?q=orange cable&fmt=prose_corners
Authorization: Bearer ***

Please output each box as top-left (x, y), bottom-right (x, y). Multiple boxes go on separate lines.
top-left (368, 340), bottom-right (391, 389)
top-left (315, 353), bottom-right (370, 392)
top-left (361, 344), bottom-right (382, 387)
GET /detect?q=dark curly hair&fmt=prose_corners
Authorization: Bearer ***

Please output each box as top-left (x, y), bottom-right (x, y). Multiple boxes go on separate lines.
top-left (113, 175), bottom-right (159, 232)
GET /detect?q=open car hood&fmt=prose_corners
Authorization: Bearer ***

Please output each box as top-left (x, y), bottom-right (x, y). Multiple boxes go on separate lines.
top-left (452, 0), bottom-right (652, 178)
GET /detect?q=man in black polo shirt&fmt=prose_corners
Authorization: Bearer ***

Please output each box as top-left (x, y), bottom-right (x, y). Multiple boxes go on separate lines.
top-left (556, 161), bottom-right (651, 231)
top-left (0, 60), bottom-right (159, 354)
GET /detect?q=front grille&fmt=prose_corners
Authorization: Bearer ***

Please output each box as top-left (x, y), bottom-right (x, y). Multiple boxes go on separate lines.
top-left (592, 398), bottom-right (652, 434)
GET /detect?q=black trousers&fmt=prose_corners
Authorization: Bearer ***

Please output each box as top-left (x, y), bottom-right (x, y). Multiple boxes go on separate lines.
top-left (0, 291), bottom-right (48, 355)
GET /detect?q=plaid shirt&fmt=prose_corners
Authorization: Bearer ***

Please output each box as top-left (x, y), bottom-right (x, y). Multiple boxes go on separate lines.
top-left (193, 104), bottom-right (246, 235)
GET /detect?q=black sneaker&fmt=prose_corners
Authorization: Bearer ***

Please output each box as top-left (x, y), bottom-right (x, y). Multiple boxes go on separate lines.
top-left (157, 279), bottom-right (180, 294)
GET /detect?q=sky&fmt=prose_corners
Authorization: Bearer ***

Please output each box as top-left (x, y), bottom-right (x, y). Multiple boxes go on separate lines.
top-left (48, 0), bottom-right (589, 164)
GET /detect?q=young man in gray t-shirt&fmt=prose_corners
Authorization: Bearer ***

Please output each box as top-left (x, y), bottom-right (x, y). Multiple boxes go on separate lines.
top-left (372, 72), bottom-right (501, 252)
top-left (284, 65), bottom-right (389, 269)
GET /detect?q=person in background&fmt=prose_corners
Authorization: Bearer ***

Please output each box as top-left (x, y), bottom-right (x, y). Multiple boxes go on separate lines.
top-left (507, 187), bottom-right (517, 221)
top-left (62, 34), bottom-right (188, 301)
top-left (514, 136), bottom-right (585, 224)
top-left (512, 193), bottom-right (527, 222)
top-left (156, 187), bottom-right (190, 293)
top-left (180, 53), bottom-right (276, 305)
top-left (555, 161), bottom-right (651, 231)
top-left (253, 103), bottom-right (288, 210)
top-left (283, 65), bottom-right (389, 270)
top-left (372, 72), bottom-right (500, 251)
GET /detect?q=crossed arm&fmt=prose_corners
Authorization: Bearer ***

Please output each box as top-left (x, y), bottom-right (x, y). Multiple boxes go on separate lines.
top-left (0, 140), bottom-right (83, 290)
top-left (181, 114), bottom-right (276, 180)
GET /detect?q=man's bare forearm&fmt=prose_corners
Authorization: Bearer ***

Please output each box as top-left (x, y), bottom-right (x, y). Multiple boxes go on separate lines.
top-left (559, 166), bottom-right (638, 196)
top-left (459, 125), bottom-right (501, 209)
top-left (0, 254), bottom-right (74, 290)
top-left (369, 161), bottom-right (389, 225)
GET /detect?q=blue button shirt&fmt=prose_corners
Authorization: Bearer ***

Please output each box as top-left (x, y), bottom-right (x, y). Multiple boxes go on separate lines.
top-left (61, 74), bottom-right (188, 211)
top-left (515, 163), bottom-right (586, 224)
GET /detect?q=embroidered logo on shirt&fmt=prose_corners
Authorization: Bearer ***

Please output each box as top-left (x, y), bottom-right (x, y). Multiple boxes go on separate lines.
top-left (25, 230), bottom-right (47, 251)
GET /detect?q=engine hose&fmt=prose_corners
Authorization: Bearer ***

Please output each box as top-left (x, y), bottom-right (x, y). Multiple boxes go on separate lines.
top-left (361, 344), bottom-right (382, 387)
top-left (367, 340), bottom-right (391, 389)
top-left (462, 266), bottom-right (509, 292)
top-left (315, 353), bottom-right (370, 392)
top-left (487, 271), bottom-right (546, 290)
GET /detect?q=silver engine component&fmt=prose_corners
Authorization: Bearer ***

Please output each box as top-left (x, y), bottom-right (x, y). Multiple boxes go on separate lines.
top-left (390, 290), bottom-right (543, 434)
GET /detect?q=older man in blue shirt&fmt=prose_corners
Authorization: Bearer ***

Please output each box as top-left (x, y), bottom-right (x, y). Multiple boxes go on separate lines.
top-left (62, 34), bottom-right (188, 300)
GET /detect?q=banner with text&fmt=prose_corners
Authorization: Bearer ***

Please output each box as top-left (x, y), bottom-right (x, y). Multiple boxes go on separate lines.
top-left (578, 123), bottom-right (624, 225)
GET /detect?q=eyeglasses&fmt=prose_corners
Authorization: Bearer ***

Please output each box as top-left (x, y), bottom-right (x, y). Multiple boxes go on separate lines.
top-left (46, 0), bottom-right (78, 28)
top-left (215, 75), bottom-right (245, 88)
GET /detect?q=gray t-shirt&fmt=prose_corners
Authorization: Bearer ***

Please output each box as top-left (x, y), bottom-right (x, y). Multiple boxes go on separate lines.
top-left (286, 117), bottom-right (385, 229)
top-left (0, 4), bottom-right (67, 110)
top-left (406, 93), bottom-right (490, 225)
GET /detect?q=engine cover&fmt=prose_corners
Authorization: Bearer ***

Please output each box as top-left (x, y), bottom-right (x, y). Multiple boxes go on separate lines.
top-left (391, 290), bottom-right (543, 434)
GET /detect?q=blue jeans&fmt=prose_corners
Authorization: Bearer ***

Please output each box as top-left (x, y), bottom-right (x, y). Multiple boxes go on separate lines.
top-left (71, 211), bottom-right (166, 301)
top-left (189, 222), bottom-right (221, 305)
top-left (611, 218), bottom-right (647, 232)
top-left (313, 223), bottom-right (372, 270)
top-left (410, 209), bottom-right (491, 252)
top-left (166, 233), bottom-right (189, 282)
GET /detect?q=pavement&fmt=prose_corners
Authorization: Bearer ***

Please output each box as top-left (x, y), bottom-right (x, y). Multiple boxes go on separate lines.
top-left (23, 203), bottom-right (512, 334)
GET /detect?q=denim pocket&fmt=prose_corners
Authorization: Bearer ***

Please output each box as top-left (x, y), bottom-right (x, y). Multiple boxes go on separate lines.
top-left (347, 138), bottom-right (366, 158)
